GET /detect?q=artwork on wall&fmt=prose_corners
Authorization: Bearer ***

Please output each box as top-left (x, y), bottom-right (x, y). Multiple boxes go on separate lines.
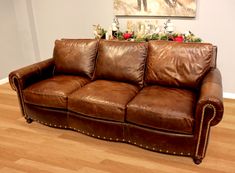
top-left (114, 0), bottom-right (196, 17)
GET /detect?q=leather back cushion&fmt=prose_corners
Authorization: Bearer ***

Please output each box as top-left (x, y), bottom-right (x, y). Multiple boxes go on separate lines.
top-left (53, 39), bottom-right (98, 78)
top-left (94, 40), bottom-right (148, 86)
top-left (145, 41), bottom-right (213, 89)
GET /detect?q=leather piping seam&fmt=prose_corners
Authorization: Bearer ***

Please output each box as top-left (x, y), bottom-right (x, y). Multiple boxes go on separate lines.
top-left (195, 104), bottom-right (216, 158)
top-left (12, 76), bottom-right (27, 118)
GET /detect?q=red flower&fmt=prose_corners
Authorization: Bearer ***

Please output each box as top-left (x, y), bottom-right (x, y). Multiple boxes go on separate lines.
top-left (174, 36), bottom-right (184, 42)
top-left (123, 33), bottom-right (132, 40)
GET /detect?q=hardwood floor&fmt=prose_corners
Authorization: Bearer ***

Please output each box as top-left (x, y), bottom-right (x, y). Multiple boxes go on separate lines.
top-left (0, 83), bottom-right (234, 173)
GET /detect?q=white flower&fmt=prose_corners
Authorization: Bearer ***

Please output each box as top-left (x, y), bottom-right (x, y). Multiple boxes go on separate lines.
top-left (184, 31), bottom-right (191, 37)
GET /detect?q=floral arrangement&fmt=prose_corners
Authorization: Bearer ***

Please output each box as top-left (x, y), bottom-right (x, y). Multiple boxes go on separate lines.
top-left (92, 19), bottom-right (202, 43)
top-left (93, 24), bottom-right (107, 39)
top-left (116, 30), bottom-right (202, 43)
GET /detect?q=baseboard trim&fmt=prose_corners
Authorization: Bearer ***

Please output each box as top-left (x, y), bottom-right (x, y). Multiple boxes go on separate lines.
top-left (223, 92), bottom-right (235, 99)
top-left (0, 77), bottom-right (8, 85)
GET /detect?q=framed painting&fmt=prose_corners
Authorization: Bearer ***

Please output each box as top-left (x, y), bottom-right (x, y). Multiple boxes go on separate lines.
top-left (114, 0), bottom-right (196, 17)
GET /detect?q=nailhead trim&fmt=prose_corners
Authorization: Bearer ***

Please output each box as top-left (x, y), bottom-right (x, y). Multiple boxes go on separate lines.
top-left (30, 118), bottom-right (191, 156)
top-left (196, 104), bottom-right (216, 158)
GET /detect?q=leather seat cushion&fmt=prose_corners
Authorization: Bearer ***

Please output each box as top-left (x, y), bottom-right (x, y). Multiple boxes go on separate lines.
top-left (23, 75), bottom-right (90, 109)
top-left (126, 85), bottom-right (196, 134)
top-left (68, 80), bottom-right (140, 122)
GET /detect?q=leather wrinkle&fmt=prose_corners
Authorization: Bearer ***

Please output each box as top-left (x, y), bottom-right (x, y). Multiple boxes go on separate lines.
top-left (146, 41), bottom-right (213, 89)
top-left (68, 80), bottom-right (140, 122)
top-left (53, 39), bottom-right (98, 78)
top-left (94, 40), bottom-right (147, 86)
top-left (126, 85), bottom-right (196, 134)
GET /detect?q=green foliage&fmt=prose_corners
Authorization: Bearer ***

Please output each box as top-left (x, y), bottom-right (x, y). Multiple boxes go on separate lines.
top-left (117, 32), bottom-right (202, 43)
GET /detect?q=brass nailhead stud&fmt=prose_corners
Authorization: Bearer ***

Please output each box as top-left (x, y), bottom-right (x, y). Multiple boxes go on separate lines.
top-left (122, 139), bottom-right (125, 142)
top-left (159, 149), bottom-right (162, 152)
top-left (98, 136), bottom-right (100, 138)
top-left (188, 153), bottom-right (191, 156)
top-left (140, 144), bottom-right (143, 147)
top-left (134, 142), bottom-right (137, 145)
top-left (180, 152), bottom-right (183, 155)
top-left (92, 134), bottom-right (95, 137)
top-left (152, 148), bottom-right (155, 150)
top-left (116, 138), bottom-right (119, 141)
top-left (128, 140), bottom-right (131, 143)
top-left (103, 137), bottom-right (106, 139)
top-left (109, 138), bottom-right (112, 140)
top-left (146, 146), bottom-right (149, 149)
top-left (166, 150), bottom-right (169, 153)
top-left (173, 152), bottom-right (176, 154)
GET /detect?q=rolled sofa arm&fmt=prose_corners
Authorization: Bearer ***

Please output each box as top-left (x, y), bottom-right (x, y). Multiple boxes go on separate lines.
top-left (9, 58), bottom-right (55, 91)
top-left (196, 68), bottom-right (224, 126)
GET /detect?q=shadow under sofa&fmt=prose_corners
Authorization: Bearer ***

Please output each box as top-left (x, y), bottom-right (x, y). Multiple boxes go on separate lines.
top-left (9, 39), bottom-right (224, 164)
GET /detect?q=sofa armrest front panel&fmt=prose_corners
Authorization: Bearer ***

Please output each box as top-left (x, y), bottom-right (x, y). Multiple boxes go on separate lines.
top-left (193, 68), bottom-right (224, 163)
top-left (9, 58), bottom-right (55, 91)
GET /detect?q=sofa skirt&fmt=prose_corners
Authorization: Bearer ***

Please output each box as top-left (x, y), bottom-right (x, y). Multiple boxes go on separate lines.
top-left (24, 104), bottom-right (196, 158)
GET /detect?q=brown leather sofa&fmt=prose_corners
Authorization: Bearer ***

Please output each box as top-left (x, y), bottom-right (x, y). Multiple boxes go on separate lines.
top-left (9, 39), bottom-right (224, 164)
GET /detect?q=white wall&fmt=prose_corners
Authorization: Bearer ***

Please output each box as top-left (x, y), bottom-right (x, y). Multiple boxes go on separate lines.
top-left (31, 0), bottom-right (113, 58)
top-left (0, 0), bottom-right (37, 79)
top-left (1, 0), bottom-right (235, 94)
top-left (0, 0), bottom-right (23, 79)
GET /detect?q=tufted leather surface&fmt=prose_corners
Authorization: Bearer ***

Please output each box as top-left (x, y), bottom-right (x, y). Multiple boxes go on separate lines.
top-left (126, 85), bottom-right (196, 134)
top-left (145, 41), bottom-right (213, 89)
top-left (94, 40), bottom-right (148, 86)
top-left (23, 75), bottom-right (90, 109)
top-left (53, 39), bottom-right (98, 78)
top-left (68, 80), bottom-right (140, 122)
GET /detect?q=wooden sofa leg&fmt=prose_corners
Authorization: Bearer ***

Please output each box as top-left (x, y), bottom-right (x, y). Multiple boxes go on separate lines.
top-left (26, 117), bottom-right (33, 124)
top-left (193, 157), bottom-right (202, 165)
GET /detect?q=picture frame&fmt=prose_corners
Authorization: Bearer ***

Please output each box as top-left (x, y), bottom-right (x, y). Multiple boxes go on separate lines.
top-left (114, 0), bottom-right (196, 17)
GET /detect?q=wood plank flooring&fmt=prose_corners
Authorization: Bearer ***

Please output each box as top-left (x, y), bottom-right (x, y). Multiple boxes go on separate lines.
top-left (0, 83), bottom-right (234, 173)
